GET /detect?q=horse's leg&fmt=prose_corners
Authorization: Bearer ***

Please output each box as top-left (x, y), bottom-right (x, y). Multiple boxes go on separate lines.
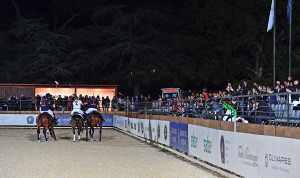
top-left (89, 126), bottom-right (92, 138)
top-left (99, 120), bottom-right (103, 141)
top-left (52, 126), bottom-right (57, 140)
top-left (86, 121), bottom-right (88, 141)
top-left (91, 127), bottom-right (94, 139)
top-left (73, 128), bottom-right (76, 142)
top-left (43, 128), bottom-right (48, 142)
top-left (78, 127), bottom-right (81, 140)
top-left (37, 127), bottom-right (41, 142)
top-left (99, 126), bottom-right (102, 141)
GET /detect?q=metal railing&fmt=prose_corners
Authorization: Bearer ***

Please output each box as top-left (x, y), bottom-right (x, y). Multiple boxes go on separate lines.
top-left (0, 99), bottom-right (119, 113)
top-left (121, 92), bottom-right (300, 126)
top-left (1, 92), bottom-right (300, 126)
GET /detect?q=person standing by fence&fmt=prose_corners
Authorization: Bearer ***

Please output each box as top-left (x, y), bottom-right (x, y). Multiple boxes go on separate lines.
top-left (105, 96), bottom-right (110, 112)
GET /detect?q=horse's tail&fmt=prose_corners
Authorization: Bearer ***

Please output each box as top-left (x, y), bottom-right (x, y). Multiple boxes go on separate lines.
top-left (41, 114), bottom-right (50, 132)
top-left (36, 114), bottom-right (41, 124)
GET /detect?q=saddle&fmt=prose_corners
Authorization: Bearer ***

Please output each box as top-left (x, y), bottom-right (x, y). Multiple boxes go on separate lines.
top-left (73, 112), bottom-right (84, 120)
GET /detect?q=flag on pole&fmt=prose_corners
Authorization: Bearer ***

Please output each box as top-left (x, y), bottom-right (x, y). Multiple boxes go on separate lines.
top-left (267, 0), bottom-right (275, 32)
top-left (287, 0), bottom-right (292, 24)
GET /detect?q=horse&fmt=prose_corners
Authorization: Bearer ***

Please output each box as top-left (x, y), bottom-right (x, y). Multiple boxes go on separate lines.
top-left (36, 112), bottom-right (56, 142)
top-left (86, 111), bottom-right (104, 141)
top-left (70, 113), bottom-right (85, 142)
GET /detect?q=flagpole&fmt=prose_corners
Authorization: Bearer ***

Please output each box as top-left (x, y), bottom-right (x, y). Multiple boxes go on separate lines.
top-left (289, 0), bottom-right (292, 77)
top-left (273, 0), bottom-right (276, 89)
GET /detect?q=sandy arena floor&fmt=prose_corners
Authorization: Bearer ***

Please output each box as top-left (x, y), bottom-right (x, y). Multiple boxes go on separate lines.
top-left (0, 128), bottom-right (221, 178)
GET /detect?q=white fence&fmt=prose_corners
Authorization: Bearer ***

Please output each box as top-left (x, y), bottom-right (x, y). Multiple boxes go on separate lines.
top-left (113, 115), bottom-right (300, 178)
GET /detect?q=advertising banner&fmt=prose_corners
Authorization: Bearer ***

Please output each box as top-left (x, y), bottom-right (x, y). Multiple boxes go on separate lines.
top-left (102, 115), bottom-right (113, 126)
top-left (56, 114), bottom-right (70, 126)
top-left (188, 125), bottom-right (217, 163)
top-left (0, 114), bottom-right (113, 127)
top-left (177, 123), bottom-right (188, 153)
top-left (155, 120), bottom-right (170, 146)
top-left (128, 118), bottom-right (139, 135)
top-left (170, 121), bottom-right (178, 150)
top-left (141, 119), bottom-right (157, 140)
top-left (114, 116), bottom-right (127, 131)
top-left (0, 114), bottom-right (38, 126)
top-left (188, 124), bottom-right (300, 178)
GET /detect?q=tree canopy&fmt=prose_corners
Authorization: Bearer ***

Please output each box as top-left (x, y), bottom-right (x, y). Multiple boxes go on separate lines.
top-left (0, 0), bottom-right (299, 97)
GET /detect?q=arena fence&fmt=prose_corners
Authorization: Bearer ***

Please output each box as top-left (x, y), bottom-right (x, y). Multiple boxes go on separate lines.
top-left (113, 115), bottom-right (300, 178)
top-left (0, 111), bottom-right (299, 177)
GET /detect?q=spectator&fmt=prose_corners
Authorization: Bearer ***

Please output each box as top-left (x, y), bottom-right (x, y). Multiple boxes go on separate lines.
top-left (250, 99), bottom-right (273, 124)
top-left (105, 96), bottom-right (110, 112)
top-left (111, 96), bottom-right (117, 111)
top-left (101, 97), bottom-right (106, 112)
top-left (57, 95), bottom-right (63, 111)
top-left (36, 95), bottom-right (41, 111)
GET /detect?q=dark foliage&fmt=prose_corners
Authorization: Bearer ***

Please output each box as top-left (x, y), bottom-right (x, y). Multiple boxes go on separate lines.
top-left (0, 0), bottom-right (299, 97)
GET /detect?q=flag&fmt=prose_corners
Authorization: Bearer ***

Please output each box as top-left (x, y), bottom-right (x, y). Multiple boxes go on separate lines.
top-left (267, 0), bottom-right (274, 32)
top-left (287, 0), bottom-right (292, 24)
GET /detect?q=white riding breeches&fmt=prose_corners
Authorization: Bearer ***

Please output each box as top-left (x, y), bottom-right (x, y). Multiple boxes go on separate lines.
top-left (71, 109), bottom-right (84, 116)
top-left (86, 108), bottom-right (98, 114)
top-left (41, 110), bottom-right (54, 118)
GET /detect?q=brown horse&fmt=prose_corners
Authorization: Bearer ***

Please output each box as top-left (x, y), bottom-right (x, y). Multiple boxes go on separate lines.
top-left (36, 112), bottom-right (56, 142)
top-left (70, 113), bottom-right (84, 142)
top-left (86, 111), bottom-right (104, 141)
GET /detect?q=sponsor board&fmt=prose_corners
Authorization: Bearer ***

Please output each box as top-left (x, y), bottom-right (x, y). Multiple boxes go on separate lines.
top-left (170, 122), bottom-right (178, 149)
top-left (142, 119), bottom-right (157, 140)
top-left (114, 116), bottom-right (127, 131)
top-left (156, 120), bottom-right (170, 146)
top-left (0, 114), bottom-right (114, 127)
top-left (56, 114), bottom-right (71, 126)
top-left (177, 123), bottom-right (188, 153)
top-left (102, 115), bottom-right (113, 126)
top-left (188, 125), bottom-right (217, 163)
top-left (0, 114), bottom-right (38, 126)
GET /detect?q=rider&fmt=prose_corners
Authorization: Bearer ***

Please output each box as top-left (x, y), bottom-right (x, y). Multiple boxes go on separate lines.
top-left (40, 93), bottom-right (58, 126)
top-left (86, 96), bottom-right (99, 116)
top-left (70, 96), bottom-right (84, 120)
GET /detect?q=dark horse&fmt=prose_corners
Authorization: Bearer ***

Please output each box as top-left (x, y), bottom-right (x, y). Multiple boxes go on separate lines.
top-left (36, 112), bottom-right (56, 142)
top-left (86, 111), bottom-right (104, 141)
top-left (70, 113), bottom-right (84, 142)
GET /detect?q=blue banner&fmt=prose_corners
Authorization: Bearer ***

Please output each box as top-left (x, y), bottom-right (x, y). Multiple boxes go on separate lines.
top-left (177, 123), bottom-right (189, 153)
top-left (56, 114), bottom-right (113, 127)
top-left (102, 115), bottom-right (113, 126)
top-left (170, 122), bottom-right (178, 149)
top-left (56, 114), bottom-right (71, 126)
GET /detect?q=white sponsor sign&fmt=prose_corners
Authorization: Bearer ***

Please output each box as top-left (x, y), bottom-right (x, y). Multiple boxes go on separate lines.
top-left (113, 115), bottom-right (300, 178)
top-left (113, 115), bottom-right (127, 131)
top-left (0, 114), bottom-right (38, 126)
top-left (188, 124), bottom-right (300, 178)
top-left (155, 120), bottom-right (170, 146)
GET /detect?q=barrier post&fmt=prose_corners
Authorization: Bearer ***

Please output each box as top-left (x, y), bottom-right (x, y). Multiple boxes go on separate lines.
top-left (234, 115), bottom-right (236, 132)
top-left (19, 100), bottom-right (22, 113)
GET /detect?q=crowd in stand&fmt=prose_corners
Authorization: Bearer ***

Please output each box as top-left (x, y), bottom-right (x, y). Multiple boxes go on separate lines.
top-left (1, 77), bottom-right (299, 124)
top-left (0, 94), bottom-right (118, 112)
